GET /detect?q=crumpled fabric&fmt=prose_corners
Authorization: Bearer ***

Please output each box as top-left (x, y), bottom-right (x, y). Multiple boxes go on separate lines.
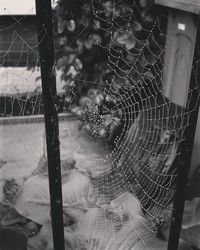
top-left (14, 168), bottom-right (95, 225)
top-left (14, 175), bottom-right (50, 225)
top-left (28, 192), bottom-right (145, 250)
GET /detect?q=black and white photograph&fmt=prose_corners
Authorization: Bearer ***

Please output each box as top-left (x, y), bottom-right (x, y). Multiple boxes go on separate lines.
top-left (0, 0), bottom-right (200, 249)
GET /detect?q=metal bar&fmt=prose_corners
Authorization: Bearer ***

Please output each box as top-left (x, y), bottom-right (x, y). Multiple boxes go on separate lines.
top-left (167, 25), bottom-right (200, 250)
top-left (35, 1), bottom-right (65, 250)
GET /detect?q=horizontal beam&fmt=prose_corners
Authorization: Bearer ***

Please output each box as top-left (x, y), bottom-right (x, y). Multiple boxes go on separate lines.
top-left (155, 0), bottom-right (200, 14)
top-left (0, 113), bottom-right (76, 125)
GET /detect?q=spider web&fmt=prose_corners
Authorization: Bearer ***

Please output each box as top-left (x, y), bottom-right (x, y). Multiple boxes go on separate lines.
top-left (0, 13), bottom-right (44, 119)
top-left (62, 0), bottom-right (200, 249)
top-left (0, 13), bottom-right (66, 120)
top-left (0, 8), bottom-right (75, 243)
top-left (0, 1), bottom-right (199, 249)
top-left (0, 13), bottom-right (49, 238)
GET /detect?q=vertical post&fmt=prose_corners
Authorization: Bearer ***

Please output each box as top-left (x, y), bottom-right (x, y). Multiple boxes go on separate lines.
top-left (167, 17), bottom-right (200, 250)
top-left (35, 1), bottom-right (65, 250)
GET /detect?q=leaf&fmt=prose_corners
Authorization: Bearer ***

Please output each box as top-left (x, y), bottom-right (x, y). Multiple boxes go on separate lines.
top-left (74, 58), bottom-right (83, 71)
top-left (103, 1), bottom-right (112, 17)
top-left (139, 0), bottom-right (148, 8)
top-left (76, 39), bottom-right (84, 53)
top-left (93, 20), bottom-right (101, 30)
top-left (94, 94), bottom-right (104, 106)
top-left (67, 66), bottom-right (78, 78)
top-left (66, 20), bottom-right (76, 32)
top-left (125, 36), bottom-right (137, 50)
top-left (85, 34), bottom-right (102, 49)
top-left (59, 36), bottom-right (68, 46)
top-left (67, 54), bottom-right (76, 64)
top-left (141, 12), bottom-right (154, 23)
top-left (115, 32), bottom-right (126, 44)
top-left (144, 70), bottom-right (154, 80)
top-left (114, 32), bottom-right (136, 50)
top-left (92, 34), bottom-right (102, 45)
top-left (57, 20), bottom-right (65, 34)
top-left (131, 22), bottom-right (142, 32)
top-left (62, 46), bottom-right (73, 54)
top-left (56, 56), bottom-right (68, 70)
top-left (65, 96), bottom-right (72, 103)
top-left (84, 39), bottom-right (93, 50)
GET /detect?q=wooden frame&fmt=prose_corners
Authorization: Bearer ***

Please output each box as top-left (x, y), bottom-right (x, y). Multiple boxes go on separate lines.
top-left (155, 1), bottom-right (200, 249)
top-left (167, 28), bottom-right (200, 250)
top-left (155, 0), bottom-right (200, 14)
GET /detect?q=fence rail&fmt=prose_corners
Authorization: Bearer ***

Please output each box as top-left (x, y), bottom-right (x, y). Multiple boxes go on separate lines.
top-left (0, 113), bottom-right (76, 125)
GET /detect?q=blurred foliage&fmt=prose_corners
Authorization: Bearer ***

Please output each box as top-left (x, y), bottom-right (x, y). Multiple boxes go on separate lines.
top-left (53, 0), bottom-right (160, 93)
top-left (52, 0), bottom-right (166, 143)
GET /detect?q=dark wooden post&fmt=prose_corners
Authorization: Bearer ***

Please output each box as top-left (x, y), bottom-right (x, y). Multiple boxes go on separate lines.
top-left (155, 1), bottom-right (200, 249)
top-left (35, 0), bottom-right (65, 250)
